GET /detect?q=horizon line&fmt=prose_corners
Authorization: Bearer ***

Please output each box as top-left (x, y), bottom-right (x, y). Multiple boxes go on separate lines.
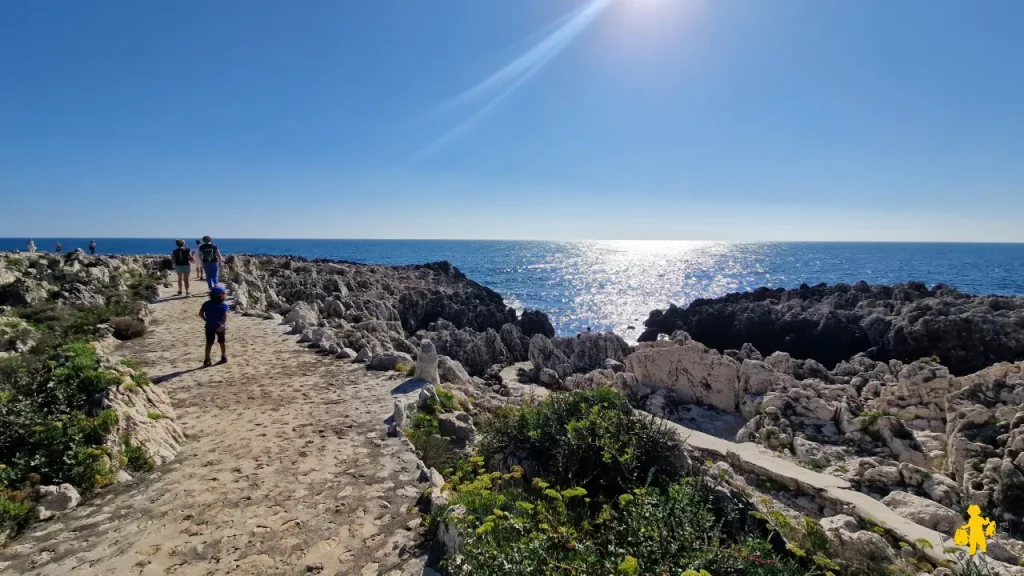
top-left (3, 237), bottom-right (1024, 245)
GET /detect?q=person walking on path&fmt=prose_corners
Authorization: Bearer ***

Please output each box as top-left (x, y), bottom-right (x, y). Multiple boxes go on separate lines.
top-left (54, 241), bottom-right (62, 253)
top-left (26, 239), bottom-right (35, 254)
top-left (194, 240), bottom-right (205, 281)
top-left (197, 236), bottom-right (223, 289)
top-left (199, 286), bottom-right (229, 366)
top-left (172, 239), bottom-right (194, 296)
top-left (88, 240), bottom-right (97, 255)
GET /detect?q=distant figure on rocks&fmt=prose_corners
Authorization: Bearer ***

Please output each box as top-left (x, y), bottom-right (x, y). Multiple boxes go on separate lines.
top-left (172, 239), bottom-right (194, 296)
top-left (26, 239), bottom-right (35, 254)
top-left (194, 240), bottom-right (205, 281)
top-left (54, 241), bottom-right (62, 253)
top-left (200, 286), bottom-right (229, 367)
top-left (88, 240), bottom-right (97, 255)
top-left (197, 236), bottom-right (223, 290)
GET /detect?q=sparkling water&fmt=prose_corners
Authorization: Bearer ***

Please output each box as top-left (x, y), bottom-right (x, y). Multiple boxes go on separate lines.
top-left (4, 238), bottom-right (1022, 341)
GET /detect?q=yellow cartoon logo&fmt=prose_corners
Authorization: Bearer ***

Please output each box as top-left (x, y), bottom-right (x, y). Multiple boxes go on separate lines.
top-left (954, 505), bottom-right (996, 556)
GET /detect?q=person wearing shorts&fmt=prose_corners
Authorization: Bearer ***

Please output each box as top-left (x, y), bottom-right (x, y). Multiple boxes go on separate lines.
top-left (199, 286), bottom-right (229, 366)
top-left (171, 239), bottom-right (193, 296)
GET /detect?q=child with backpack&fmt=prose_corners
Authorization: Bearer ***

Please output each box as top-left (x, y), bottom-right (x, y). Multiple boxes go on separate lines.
top-left (197, 236), bottom-right (223, 290)
top-left (171, 239), bottom-right (194, 296)
top-left (199, 286), bottom-right (230, 366)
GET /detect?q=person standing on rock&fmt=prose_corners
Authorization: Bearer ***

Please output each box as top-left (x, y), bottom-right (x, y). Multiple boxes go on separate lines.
top-left (27, 239), bottom-right (35, 254)
top-left (88, 240), bottom-right (97, 255)
top-left (172, 240), bottom-right (194, 296)
top-left (194, 240), bottom-right (205, 282)
top-left (197, 236), bottom-right (223, 289)
top-left (54, 241), bottom-right (62, 253)
top-left (200, 286), bottom-right (229, 366)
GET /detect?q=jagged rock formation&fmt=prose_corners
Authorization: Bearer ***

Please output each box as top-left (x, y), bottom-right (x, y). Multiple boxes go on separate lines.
top-left (639, 281), bottom-right (1024, 375)
top-left (0, 250), bottom-right (162, 311)
top-left (221, 256), bottom-right (554, 376)
top-left (95, 349), bottom-right (185, 468)
top-left (527, 332), bottom-right (631, 384)
top-left (600, 334), bottom-right (1024, 537)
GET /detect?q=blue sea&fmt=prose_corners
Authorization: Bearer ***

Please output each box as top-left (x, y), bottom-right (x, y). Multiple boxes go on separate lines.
top-left (4, 239), bottom-right (1023, 341)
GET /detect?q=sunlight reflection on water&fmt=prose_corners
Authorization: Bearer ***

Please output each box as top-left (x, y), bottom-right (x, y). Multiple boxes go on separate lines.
top-left (6, 238), bottom-right (1022, 342)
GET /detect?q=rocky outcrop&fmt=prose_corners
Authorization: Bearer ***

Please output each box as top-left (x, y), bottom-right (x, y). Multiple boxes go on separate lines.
top-left (516, 310), bottom-right (555, 338)
top-left (413, 321), bottom-right (515, 376)
top-left (943, 361), bottom-right (1024, 532)
top-left (368, 351), bottom-right (414, 372)
top-left (221, 256), bottom-right (554, 377)
top-left (1, 251), bottom-right (164, 310)
top-left (0, 317), bottom-right (37, 355)
top-left (528, 332), bottom-right (631, 384)
top-left (639, 281), bottom-right (1024, 375)
top-left (35, 484), bottom-right (81, 521)
top-left (224, 253), bottom-right (561, 375)
top-left (438, 355), bottom-right (472, 387)
top-left (880, 491), bottom-right (961, 533)
top-left (96, 349), bottom-right (185, 467)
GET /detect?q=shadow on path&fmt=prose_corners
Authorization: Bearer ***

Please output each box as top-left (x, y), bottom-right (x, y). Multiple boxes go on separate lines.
top-left (391, 378), bottom-right (427, 395)
top-left (151, 366), bottom-right (204, 384)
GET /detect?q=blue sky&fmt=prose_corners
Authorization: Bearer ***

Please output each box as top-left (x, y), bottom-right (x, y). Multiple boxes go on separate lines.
top-left (1, 0), bottom-right (1022, 241)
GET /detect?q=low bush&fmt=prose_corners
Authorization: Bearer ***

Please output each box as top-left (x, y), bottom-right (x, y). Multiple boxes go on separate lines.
top-left (0, 342), bottom-right (125, 492)
top-left (120, 434), bottom-right (154, 473)
top-left (0, 489), bottom-right (33, 538)
top-left (440, 458), bottom-right (808, 576)
top-left (13, 299), bottom-right (144, 341)
top-left (110, 317), bottom-right (146, 340)
top-left (477, 388), bottom-right (685, 501)
top-left (407, 388), bottom-right (462, 471)
top-left (429, 389), bottom-right (824, 575)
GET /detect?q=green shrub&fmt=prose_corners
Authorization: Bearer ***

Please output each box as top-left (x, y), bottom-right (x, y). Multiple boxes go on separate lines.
top-left (436, 388), bottom-right (461, 412)
top-left (130, 369), bottom-right (151, 388)
top-left (408, 429), bottom-right (457, 471)
top-left (407, 403), bottom-right (458, 471)
top-left (429, 389), bottom-right (821, 575)
top-left (0, 342), bottom-right (124, 491)
top-left (478, 388), bottom-right (685, 501)
top-left (13, 299), bottom-right (145, 341)
top-left (0, 490), bottom-right (33, 538)
top-left (146, 411), bottom-right (162, 420)
top-left (444, 468), bottom-right (806, 576)
top-left (405, 386), bottom-right (465, 472)
top-left (121, 434), bottom-right (154, 473)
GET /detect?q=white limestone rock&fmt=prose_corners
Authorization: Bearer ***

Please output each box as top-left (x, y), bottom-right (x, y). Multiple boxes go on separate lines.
top-left (414, 340), bottom-right (440, 387)
top-left (35, 484), bottom-right (81, 521)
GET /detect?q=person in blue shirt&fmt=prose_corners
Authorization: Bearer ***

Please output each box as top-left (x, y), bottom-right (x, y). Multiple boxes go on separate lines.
top-left (199, 286), bottom-right (230, 366)
top-left (197, 236), bottom-right (224, 290)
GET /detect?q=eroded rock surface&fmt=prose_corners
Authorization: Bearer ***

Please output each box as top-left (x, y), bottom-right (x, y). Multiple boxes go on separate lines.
top-left (639, 281), bottom-right (1024, 375)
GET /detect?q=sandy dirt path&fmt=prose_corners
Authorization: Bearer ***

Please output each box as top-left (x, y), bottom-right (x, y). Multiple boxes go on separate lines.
top-left (1, 287), bottom-right (427, 576)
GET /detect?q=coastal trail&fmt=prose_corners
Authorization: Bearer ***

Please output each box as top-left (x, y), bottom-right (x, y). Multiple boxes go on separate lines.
top-left (0, 287), bottom-right (427, 576)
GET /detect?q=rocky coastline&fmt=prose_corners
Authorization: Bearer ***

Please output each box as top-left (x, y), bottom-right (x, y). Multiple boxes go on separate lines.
top-left (637, 281), bottom-right (1024, 375)
top-left (217, 255), bottom-right (1024, 574)
top-left (6, 250), bottom-right (1024, 574)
